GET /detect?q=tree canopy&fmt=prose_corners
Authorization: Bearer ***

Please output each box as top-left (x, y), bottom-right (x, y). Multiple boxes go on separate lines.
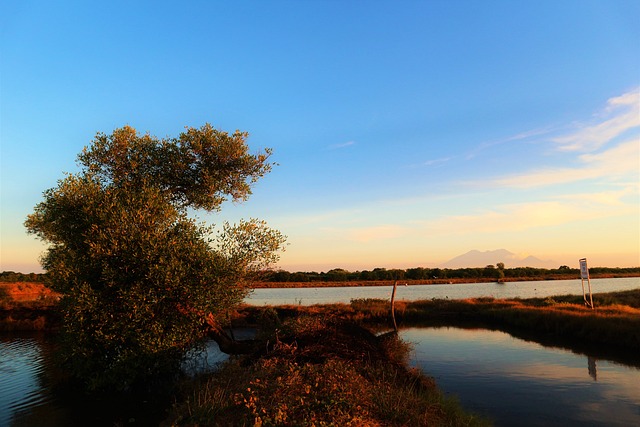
top-left (25, 124), bottom-right (286, 390)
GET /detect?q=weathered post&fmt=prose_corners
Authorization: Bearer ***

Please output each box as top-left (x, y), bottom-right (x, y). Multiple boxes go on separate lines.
top-left (579, 258), bottom-right (594, 309)
top-left (390, 280), bottom-right (398, 332)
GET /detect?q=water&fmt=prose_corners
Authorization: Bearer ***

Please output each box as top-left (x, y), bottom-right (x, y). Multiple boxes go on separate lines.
top-left (0, 330), bottom-right (252, 426)
top-left (0, 334), bottom-right (65, 427)
top-left (246, 277), bottom-right (640, 305)
top-left (402, 327), bottom-right (640, 426)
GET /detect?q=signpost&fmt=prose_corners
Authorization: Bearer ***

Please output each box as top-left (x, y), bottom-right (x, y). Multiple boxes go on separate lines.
top-left (579, 258), bottom-right (594, 309)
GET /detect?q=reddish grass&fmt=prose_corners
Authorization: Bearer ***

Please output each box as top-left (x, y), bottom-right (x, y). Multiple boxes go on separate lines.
top-left (0, 282), bottom-right (60, 303)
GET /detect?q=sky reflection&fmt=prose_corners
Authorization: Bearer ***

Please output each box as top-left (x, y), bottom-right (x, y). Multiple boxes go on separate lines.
top-left (402, 327), bottom-right (640, 426)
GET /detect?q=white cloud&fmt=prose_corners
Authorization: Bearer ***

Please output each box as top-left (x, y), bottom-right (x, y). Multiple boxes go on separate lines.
top-left (553, 88), bottom-right (640, 152)
top-left (605, 89), bottom-right (640, 110)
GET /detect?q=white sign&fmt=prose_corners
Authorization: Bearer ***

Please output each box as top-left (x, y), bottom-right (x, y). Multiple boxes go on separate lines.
top-left (579, 258), bottom-right (589, 280)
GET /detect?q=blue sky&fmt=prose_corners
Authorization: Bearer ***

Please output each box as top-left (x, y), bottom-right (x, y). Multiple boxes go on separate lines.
top-left (1, 1), bottom-right (639, 273)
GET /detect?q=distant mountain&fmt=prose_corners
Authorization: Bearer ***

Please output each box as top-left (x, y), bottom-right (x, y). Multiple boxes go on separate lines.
top-left (440, 249), bottom-right (556, 269)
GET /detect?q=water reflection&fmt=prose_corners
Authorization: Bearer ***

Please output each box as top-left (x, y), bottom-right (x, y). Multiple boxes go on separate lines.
top-left (401, 327), bottom-right (640, 426)
top-left (0, 334), bottom-right (55, 427)
top-left (588, 357), bottom-right (597, 381)
top-left (0, 329), bottom-right (255, 426)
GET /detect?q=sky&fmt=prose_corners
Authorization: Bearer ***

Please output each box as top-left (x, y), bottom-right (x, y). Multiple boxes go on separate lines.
top-left (1, 0), bottom-right (639, 273)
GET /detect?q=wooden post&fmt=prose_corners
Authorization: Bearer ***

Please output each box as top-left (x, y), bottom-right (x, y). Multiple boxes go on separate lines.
top-left (390, 280), bottom-right (398, 332)
top-left (586, 277), bottom-right (594, 309)
top-left (580, 258), bottom-right (594, 309)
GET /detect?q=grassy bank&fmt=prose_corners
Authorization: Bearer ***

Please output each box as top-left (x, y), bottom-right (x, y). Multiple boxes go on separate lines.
top-left (167, 314), bottom-right (489, 426)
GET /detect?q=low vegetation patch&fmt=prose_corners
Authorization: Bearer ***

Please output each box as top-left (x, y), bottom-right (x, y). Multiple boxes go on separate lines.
top-left (168, 314), bottom-right (488, 426)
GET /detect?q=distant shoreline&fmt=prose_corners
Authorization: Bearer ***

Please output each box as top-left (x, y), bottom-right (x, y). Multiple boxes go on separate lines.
top-left (253, 273), bottom-right (640, 288)
top-left (2, 273), bottom-right (638, 294)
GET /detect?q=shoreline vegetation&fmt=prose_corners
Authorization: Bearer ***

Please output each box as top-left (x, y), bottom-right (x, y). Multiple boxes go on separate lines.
top-left (255, 266), bottom-right (640, 288)
top-left (3, 267), bottom-right (639, 290)
top-left (2, 279), bottom-right (639, 425)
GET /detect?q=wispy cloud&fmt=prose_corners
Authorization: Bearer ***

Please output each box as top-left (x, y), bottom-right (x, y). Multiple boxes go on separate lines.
top-left (308, 184), bottom-right (637, 245)
top-left (346, 224), bottom-right (408, 242)
top-left (490, 138), bottom-right (638, 188)
top-left (553, 88), bottom-right (639, 152)
top-left (420, 192), bottom-right (636, 237)
top-left (423, 157), bottom-right (452, 167)
top-left (466, 126), bottom-right (555, 159)
top-left (560, 186), bottom-right (636, 206)
top-left (465, 89), bottom-right (640, 190)
top-left (328, 140), bottom-right (356, 150)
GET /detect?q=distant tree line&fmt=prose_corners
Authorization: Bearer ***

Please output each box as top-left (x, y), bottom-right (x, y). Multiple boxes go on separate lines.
top-left (2, 265), bottom-right (638, 285)
top-left (0, 271), bottom-right (47, 282)
top-left (263, 265), bottom-right (640, 282)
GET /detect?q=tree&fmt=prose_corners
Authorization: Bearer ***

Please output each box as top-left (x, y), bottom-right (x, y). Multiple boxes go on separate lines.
top-left (495, 262), bottom-right (506, 281)
top-left (25, 124), bottom-right (286, 390)
top-left (326, 268), bottom-right (349, 282)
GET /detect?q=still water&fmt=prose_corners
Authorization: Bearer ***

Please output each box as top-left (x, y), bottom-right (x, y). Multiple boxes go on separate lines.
top-left (0, 334), bottom-right (63, 427)
top-left (246, 277), bottom-right (640, 305)
top-left (402, 327), bottom-right (640, 426)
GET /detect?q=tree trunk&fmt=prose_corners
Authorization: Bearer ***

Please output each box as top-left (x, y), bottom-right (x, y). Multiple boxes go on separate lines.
top-left (390, 280), bottom-right (398, 332)
top-left (205, 313), bottom-right (259, 355)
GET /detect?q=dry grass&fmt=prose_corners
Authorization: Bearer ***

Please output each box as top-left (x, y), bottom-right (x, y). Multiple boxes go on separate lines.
top-left (0, 282), bottom-right (60, 306)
